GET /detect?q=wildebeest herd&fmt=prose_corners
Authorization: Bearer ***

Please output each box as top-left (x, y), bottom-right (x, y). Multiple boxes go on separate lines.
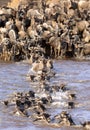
top-left (0, 0), bottom-right (90, 61)
top-left (1, 0), bottom-right (90, 129)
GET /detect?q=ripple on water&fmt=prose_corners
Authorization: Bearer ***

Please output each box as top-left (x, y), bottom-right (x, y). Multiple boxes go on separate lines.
top-left (0, 60), bottom-right (90, 130)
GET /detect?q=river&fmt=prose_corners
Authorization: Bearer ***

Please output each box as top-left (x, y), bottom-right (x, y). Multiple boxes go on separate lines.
top-left (0, 60), bottom-right (90, 130)
top-left (0, 0), bottom-right (90, 130)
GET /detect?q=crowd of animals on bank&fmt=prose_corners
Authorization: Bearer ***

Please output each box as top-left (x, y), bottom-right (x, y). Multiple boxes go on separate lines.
top-left (0, 0), bottom-right (90, 61)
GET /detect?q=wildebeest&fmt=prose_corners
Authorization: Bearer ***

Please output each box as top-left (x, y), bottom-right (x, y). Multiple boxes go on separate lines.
top-left (48, 36), bottom-right (61, 58)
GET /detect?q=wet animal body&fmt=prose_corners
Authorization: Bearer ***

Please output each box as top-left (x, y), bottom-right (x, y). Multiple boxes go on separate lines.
top-left (2, 0), bottom-right (90, 129)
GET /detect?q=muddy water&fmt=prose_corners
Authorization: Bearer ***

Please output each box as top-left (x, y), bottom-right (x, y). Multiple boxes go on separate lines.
top-left (0, 60), bottom-right (90, 130)
top-left (0, 1), bottom-right (90, 130)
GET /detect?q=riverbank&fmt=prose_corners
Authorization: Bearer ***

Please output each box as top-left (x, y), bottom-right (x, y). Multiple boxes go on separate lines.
top-left (0, 0), bottom-right (90, 62)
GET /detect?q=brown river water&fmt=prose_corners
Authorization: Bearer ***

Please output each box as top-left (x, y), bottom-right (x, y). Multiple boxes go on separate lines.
top-left (0, 60), bottom-right (90, 130)
top-left (0, 1), bottom-right (90, 130)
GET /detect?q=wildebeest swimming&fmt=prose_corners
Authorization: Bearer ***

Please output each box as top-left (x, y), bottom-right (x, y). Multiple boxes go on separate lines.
top-left (1, 0), bottom-right (90, 129)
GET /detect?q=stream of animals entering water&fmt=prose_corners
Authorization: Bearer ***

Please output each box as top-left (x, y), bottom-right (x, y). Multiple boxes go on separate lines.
top-left (0, 0), bottom-right (90, 130)
top-left (0, 60), bottom-right (90, 130)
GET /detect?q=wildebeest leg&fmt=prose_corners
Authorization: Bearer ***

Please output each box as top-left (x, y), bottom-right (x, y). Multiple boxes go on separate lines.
top-left (60, 41), bottom-right (68, 58)
top-left (54, 48), bottom-right (57, 58)
top-left (57, 43), bottom-right (61, 57)
top-left (80, 48), bottom-right (84, 57)
top-left (60, 49), bottom-right (65, 58)
top-left (54, 48), bottom-right (60, 58)
top-left (50, 46), bottom-right (54, 57)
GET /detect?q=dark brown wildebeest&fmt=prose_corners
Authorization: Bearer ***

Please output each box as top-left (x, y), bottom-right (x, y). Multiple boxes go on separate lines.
top-left (48, 36), bottom-right (61, 58)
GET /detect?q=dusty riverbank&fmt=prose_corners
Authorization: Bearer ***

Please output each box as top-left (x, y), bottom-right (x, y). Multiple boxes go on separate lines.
top-left (0, 0), bottom-right (90, 62)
